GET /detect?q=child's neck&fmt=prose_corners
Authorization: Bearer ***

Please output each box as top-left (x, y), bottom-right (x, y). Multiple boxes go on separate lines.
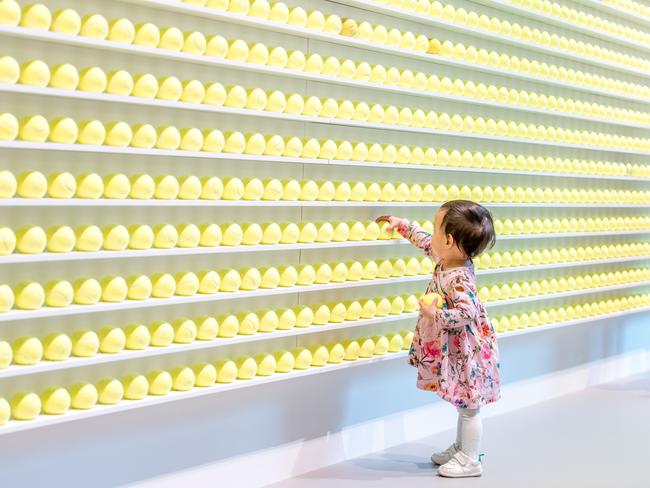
top-left (440, 256), bottom-right (468, 270)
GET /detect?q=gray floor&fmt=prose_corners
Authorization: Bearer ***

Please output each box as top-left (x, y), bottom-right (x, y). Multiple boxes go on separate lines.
top-left (269, 372), bottom-right (650, 488)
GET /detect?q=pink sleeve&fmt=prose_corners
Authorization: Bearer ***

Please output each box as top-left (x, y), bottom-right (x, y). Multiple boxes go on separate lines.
top-left (397, 221), bottom-right (438, 262)
top-left (435, 271), bottom-right (479, 330)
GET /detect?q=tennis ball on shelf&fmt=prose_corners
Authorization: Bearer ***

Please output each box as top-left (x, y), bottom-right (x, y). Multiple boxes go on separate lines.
top-left (173, 271), bottom-right (199, 296)
top-left (98, 224), bottom-right (128, 252)
top-left (39, 385), bottom-right (71, 415)
top-left (126, 224), bottom-right (153, 250)
top-left (20, 3), bottom-right (52, 30)
top-left (97, 327), bottom-right (126, 354)
top-left (16, 226), bottom-right (47, 254)
top-left (75, 225), bottom-right (104, 252)
top-left (313, 262), bottom-right (333, 284)
top-left (197, 269), bottom-right (221, 294)
top-left (18, 114), bottom-right (50, 142)
top-left (0, 170), bottom-right (17, 201)
top-left (229, 355), bottom-right (258, 380)
top-left (150, 273), bottom-right (176, 298)
top-left (13, 280), bottom-right (45, 310)
top-left (46, 63), bottom-right (81, 92)
top-left (42, 332), bottom-right (72, 361)
top-left (181, 31), bottom-right (206, 55)
top-left (171, 366), bottom-right (196, 391)
top-left (253, 308), bottom-right (278, 333)
top-left (67, 382), bottom-right (97, 410)
top-left (101, 276), bottom-right (128, 303)
top-left (126, 274), bottom-right (152, 300)
top-left (0, 343), bottom-right (11, 369)
top-left (0, 0), bottom-right (20, 26)
top-left (353, 298), bottom-right (374, 320)
top-left (12, 336), bottom-right (43, 365)
top-left (118, 373), bottom-right (148, 401)
top-left (148, 320), bottom-right (174, 347)
top-left (176, 223), bottom-right (200, 248)
top-left (43, 279), bottom-right (73, 307)
top-left (124, 323), bottom-right (150, 350)
top-left (151, 224), bottom-right (178, 250)
top-left (11, 392), bottom-right (41, 420)
top-left (71, 329), bottom-right (99, 357)
top-left (72, 277), bottom-right (101, 305)
top-left (76, 65), bottom-right (111, 95)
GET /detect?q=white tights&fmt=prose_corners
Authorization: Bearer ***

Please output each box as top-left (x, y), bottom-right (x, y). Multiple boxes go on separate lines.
top-left (455, 408), bottom-right (482, 460)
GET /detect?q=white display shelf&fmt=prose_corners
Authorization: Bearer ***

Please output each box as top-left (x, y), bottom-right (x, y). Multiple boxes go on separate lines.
top-left (2, 195), bottom-right (647, 208)
top-left (1, 279), bottom-right (648, 380)
top-left (0, 198), bottom-right (647, 209)
top-left (0, 313), bottom-right (418, 380)
top-left (0, 230), bottom-right (648, 265)
top-left (1, 105), bottom-right (648, 159)
top-left (475, 255), bottom-right (650, 275)
top-left (1, 304), bottom-right (648, 436)
top-left (471, 0), bottom-right (650, 55)
top-left (120, 0), bottom-right (650, 81)
top-left (307, 158), bottom-right (650, 183)
top-left (571, 0), bottom-right (650, 28)
top-left (3, 83), bottom-right (648, 134)
top-left (1, 25), bottom-right (649, 108)
top-left (1, 255), bottom-right (649, 323)
top-left (0, 196), bottom-right (647, 209)
top-left (485, 279), bottom-right (650, 307)
top-left (1, 140), bottom-right (648, 183)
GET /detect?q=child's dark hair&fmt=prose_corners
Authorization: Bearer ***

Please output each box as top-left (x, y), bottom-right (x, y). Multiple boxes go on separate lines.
top-left (440, 200), bottom-right (496, 259)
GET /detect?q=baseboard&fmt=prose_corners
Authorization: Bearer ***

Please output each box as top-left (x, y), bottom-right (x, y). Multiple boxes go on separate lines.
top-left (127, 348), bottom-right (650, 488)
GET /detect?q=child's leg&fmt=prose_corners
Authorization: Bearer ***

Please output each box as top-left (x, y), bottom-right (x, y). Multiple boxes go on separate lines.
top-left (455, 411), bottom-right (463, 448)
top-left (457, 407), bottom-right (482, 460)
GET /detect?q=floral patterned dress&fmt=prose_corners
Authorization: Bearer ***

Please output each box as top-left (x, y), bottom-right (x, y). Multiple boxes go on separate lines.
top-left (398, 221), bottom-right (501, 409)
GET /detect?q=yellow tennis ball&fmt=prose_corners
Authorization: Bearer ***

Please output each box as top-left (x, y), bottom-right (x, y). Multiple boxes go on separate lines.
top-left (145, 320), bottom-right (172, 347)
top-left (42, 332), bottom-right (72, 361)
top-left (19, 114), bottom-right (49, 142)
top-left (69, 383), bottom-right (98, 410)
top-left (44, 279), bottom-right (73, 307)
top-left (309, 344), bottom-right (329, 366)
top-left (13, 336), bottom-right (43, 365)
top-left (0, 112), bottom-right (18, 141)
top-left (73, 277), bottom-right (101, 305)
top-left (14, 280), bottom-right (45, 309)
top-left (40, 386), bottom-right (71, 415)
top-left (97, 377), bottom-right (124, 405)
top-left (75, 224), bottom-right (103, 251)
top-left (100, 276), bottom-right (127, 303)
top-left (177, 223), bottom-right (201, 247)
top-left (133, 22), bottom-right (160, 48)
top-left (120, 373), bottom-right (148, 400)
top-left (71, 329), bottom-right (99, 357)
top-left (49, 63), bottom-right (79, 90)
top-left (97, 326), bottom-right (125, 354)
top-left (147, 370), bottom-right (172, 395)
top-left (132, 73), bottom-right (158, 98)
top-left (78, 66), bottom-right (107, 93)
top-left (235, 356), bottom-right (257, 380)
top-left (0, 343), bottom-right (11, 369)
top-left (77, 120), bottom-right (106, 146)
top-left (105, 120), bottom-right (132, 147)
top-left (47, 172), bottom-right (76, 198)
top-left (0, 0), bottom-right (21, 26)
top-left (107, 18), bottom-right (135, 43)
top-left (123, 323), bottom-right (150, 350)
top-left (174, 271), bottom-right (199, 296)
top-left (0, 227), bottom-right (16, 256)
top-left (11, 392), bottom-right (41, 420)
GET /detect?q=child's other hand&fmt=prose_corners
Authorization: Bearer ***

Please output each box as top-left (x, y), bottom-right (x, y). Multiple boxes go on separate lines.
top-left (375, 215), bottom-right (404, 232)
top-left (418, 298), bottom-right (438, 319)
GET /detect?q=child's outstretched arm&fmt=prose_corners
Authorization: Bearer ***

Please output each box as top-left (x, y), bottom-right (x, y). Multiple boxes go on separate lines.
top-left (375, 215), bottom-right (438, 262)
top-left (419, 272), bottom-right (478, 330)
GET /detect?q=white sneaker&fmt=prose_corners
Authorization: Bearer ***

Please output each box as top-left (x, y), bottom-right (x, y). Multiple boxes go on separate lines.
top-left (437, 451), bottom-right (483, 478)
top-left (430, 442), bottom-right (460, 465)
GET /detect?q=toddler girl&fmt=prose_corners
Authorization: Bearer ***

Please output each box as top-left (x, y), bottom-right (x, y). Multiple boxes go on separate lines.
top-left (376, 200), bottom-right (500, 478)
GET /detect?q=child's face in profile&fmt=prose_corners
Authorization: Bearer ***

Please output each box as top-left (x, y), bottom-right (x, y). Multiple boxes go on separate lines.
top-left (432, 209), bottom-right (466, 263)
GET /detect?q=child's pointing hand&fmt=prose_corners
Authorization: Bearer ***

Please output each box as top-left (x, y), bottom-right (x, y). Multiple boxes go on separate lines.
top-left (375, 215), bottom-right (404, 232)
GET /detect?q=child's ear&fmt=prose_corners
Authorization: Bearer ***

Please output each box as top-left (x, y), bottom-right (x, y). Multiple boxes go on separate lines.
top-left (445, 233), bottom-right (454, 248)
